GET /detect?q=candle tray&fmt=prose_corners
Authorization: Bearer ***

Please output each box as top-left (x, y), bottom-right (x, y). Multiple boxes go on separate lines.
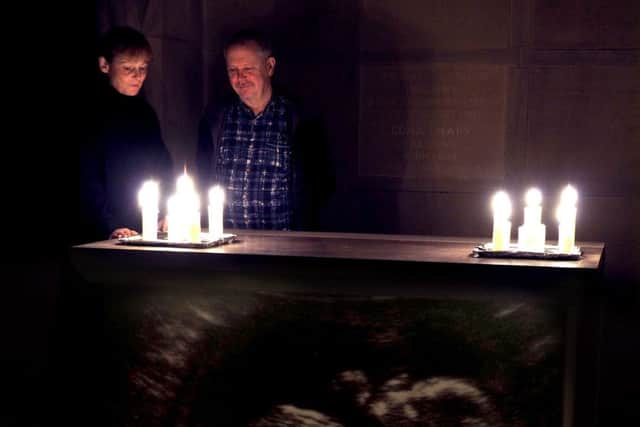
top-left (117, 232), bottom-right (238, 249)
top-left (472, 243), bottom-right (582, 260)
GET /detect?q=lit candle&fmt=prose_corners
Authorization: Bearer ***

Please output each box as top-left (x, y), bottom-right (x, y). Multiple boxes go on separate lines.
top-left (188, 193), bottom-right (201, 243)
top-left (208, 186), bottom-right (225, 240)
top-left (518, 188), bottom-right (546, 252)
top-left (491, 191), bottom-right (512, 251)
top-left (167, 195), bottom-right (182, 242)
top-left (556, 185), bottom-right (578, 253)
top-left (167, 169), bottom-right (201, 243)
top-left (138, 180), bottom-right (159, 240)
top-left (176, 170), bottom-right (195, 195)
top-left (524, 188), bottom-right (542, 225)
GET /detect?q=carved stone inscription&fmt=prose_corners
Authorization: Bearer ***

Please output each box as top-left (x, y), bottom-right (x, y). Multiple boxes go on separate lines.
top-left (358, 63), bottom-right (507, 182)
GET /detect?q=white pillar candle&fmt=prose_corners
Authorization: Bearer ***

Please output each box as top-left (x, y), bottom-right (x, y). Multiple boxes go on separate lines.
top-left (138, 180), bottom-right (159, 241)
top-left (556, 185), bottom-right (578, 253)
top-left (177, 171), bottom-right (195, 195)
top-left (518, 188), bottom-right (546, 252)
top-left (208, 186), bottom-right (225, 240)
top-left (491, 191), bottom-right (512, 251)
top-left (188, 193), bottom-right (201, 243)
top-left (168, 169), bottom-right (201, 243)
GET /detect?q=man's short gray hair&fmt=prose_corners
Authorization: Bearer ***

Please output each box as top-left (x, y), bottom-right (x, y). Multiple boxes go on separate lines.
top-left (223, 29), bottom-right (273, 58)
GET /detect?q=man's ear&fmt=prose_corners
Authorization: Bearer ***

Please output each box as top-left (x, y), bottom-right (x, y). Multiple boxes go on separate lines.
top-left (98, 56), bottom-right (110, 74)
top-left (266, 56), bottom-right (276, 77)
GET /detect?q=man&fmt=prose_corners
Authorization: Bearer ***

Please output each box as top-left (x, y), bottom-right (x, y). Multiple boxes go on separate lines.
top-left (197, 30), bottom-right (304, 230)
top-left (80, 26), bottom-right (172, 241)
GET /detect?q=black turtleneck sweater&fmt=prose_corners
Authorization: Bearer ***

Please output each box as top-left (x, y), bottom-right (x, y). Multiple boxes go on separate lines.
top-left (80, 82), bottom-right (172, 240)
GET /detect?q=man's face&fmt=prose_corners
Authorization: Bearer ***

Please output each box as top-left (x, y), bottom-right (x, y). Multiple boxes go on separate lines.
top-left (225, 43), bottom-right (275, 107)
top-left (99, 53), bottom-right (150, 96)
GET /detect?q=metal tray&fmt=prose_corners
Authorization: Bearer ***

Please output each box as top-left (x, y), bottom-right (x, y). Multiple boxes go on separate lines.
top-left (472, 243), bottom-right (582, 260)
top-left (117, 232), bottom-right (238, 249)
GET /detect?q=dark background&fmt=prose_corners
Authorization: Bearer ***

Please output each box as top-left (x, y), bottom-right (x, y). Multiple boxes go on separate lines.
top-left (3, 0), bottom-right (637, 425)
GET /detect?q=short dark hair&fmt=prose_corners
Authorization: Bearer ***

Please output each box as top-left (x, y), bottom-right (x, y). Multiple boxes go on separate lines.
top-left (98, 26), bottom-right (152, 63)
top-left (223, 29), bottom-right (273, 58)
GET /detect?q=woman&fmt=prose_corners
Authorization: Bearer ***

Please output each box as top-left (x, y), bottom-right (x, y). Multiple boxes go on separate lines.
top-left (81, 26), bottom-right (172, 240)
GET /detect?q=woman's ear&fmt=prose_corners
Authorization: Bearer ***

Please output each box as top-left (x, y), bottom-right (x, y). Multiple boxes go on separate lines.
top-left (98, 56), bottom-right (110, 74)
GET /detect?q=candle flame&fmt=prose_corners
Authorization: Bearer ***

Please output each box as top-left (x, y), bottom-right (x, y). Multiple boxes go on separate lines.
top-left (560, 184), bottom-right (578, 206)
top-left (176, 171), bottom-right (195, 195)
top-left (525, 188), bottom-right (542, 207)
top-left (492, 191), bottom-right (512, 219)
top-left (209, 185), bottom-right (225, 204)
top-left (557, 185), bottom-right (578, 223)
top-left (138, 180), bottom-right (159, 208)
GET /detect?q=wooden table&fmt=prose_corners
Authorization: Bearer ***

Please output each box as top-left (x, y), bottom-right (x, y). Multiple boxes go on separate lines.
top-left (72, 230), bottom-right (605, 426)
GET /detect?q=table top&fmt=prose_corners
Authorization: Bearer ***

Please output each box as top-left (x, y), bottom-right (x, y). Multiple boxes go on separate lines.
top-left (73, 229), bottom-right (605, 272)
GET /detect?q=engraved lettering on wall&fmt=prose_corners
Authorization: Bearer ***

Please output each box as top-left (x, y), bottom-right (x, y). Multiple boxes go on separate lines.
top-left (358, 63), bottom-right (507, 181)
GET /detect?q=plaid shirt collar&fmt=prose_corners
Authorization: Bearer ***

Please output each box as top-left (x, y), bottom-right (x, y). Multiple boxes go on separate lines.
top-left (235, 95), bottom-right (277, 120)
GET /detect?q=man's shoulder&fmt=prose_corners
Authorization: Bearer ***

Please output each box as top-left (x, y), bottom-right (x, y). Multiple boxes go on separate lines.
top-left (271, 94), bottom-right (301, 129)
top-left (272, 92), bottom-right (298, 110)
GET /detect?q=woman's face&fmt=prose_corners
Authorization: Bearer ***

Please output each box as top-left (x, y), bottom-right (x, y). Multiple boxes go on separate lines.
top-left (99, 52), bottom-right (150, 96)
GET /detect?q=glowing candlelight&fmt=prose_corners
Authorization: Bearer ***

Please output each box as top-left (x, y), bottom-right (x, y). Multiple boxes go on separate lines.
top-left (138, 180), bottom-right (159, 240)
top-left (167, 169), bottom-right (201, 243)
top-left (188, 192), bottom-right (201, 243)
top-left (556, 185), bottom-right (578, 253)
top-left (208, 186), bottom-right (225, 239)
top-left (176, 170), bottom-right (195, 195)
top-left (518, 188), bottom-right (546, 252)
top-left (491, 191), bottom-right (512, 251)
top-left (524, 188), bottom-right (542, 224)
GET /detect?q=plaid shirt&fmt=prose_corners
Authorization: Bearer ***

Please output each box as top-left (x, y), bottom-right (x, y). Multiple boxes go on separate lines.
top-left (215, 95), bottom-right (295, 229)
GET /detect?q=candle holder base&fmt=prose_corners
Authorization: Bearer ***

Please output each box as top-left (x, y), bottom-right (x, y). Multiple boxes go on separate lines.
top-left (472, 243), bottom-right (582, 260)
top-left (117, 232), bottom-right (238, 249)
